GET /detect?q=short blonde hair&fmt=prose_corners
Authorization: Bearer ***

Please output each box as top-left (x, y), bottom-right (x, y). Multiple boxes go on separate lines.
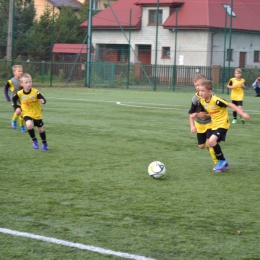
top-left (193, 73), bottom-right (206, 83)
top-left (20, 73), bottom-right (32, 82)
top-left (200, 80), bottom-right (213, 91)
top-left (12, 65), bottom-right (23, 71)
top-left (234, 68), bottom-right (242, 74)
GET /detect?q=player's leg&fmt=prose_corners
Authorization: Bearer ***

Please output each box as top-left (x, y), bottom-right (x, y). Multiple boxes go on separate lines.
top-left (208, 128), bottom-right (229, 173)
top-left (206, 129), bottom-right (218, 170)
top-left (35, 120), bottom-right (48, 151)
top-left (237, 101), bottom-right (244, 124)
top-left (24, 117), bottom-right (39, 149)
top-left (19, 116), bottom-right (26, 132)
top-left (232, 100), bottom-right (237, 123)
top-left (11, 111), bottom-right (18, 129)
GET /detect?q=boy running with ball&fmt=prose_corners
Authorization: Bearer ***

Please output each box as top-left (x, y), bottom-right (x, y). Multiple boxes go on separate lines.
top-left (190, 80), bottom-right (250, 173)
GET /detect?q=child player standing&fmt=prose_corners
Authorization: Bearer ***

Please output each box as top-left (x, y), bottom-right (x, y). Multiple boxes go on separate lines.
top-left (188, 74), bottom-right (218, 170)
top-left (191, 80), bottom-right (250, 173)
top-left (227, 68), bottom-right (246, 124)
top-left (3, 65), bottom-right (26, 132)
top-left (12, 73), bottom-right (48, 151)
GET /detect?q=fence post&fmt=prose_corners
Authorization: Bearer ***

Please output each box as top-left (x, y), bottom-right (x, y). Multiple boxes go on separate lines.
top-left (212, 65), bottom-right (221, 90)
top-left (41, 61), bottom-right (45, 83)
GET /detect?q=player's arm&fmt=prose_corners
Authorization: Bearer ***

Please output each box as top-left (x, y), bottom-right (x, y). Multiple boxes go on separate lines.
top-left (195, 112), bottom-right (210, 119)
top-left (228, 102), bottom-right (250, 120)
top-left (241, 79), bottom-right (246, 88)
top-left (189, 114), bottom-right (197, 133)
top-left (37, 91), bottom-right (46, 104)
top-left (4, 81), bottom-right (11, 102)
top-left (188, 100), bottom-right (209, 119)
top-left (12, 94), bottom-right (21, 115)
top-left (188, 103), bottom-right (197, 133)
top-left (227, 79), bottom-right (234, 89)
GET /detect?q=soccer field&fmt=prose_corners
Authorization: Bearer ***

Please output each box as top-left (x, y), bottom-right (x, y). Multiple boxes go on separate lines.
top-left (1, 88), bottom-right (260, 259)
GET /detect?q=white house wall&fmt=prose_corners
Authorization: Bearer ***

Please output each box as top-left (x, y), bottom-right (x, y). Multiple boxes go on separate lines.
top-left (91, 6), bottom-right (260, 67)
top-left (212, 32), bottom-right (260, 68)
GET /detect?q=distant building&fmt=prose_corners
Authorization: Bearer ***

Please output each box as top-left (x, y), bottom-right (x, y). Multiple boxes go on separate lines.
top-left (80, 0), bottom-right (260, 68)
top-left (77, 0), bottom-right (117, 10)
top-left (52, 43), bottom-right (88, 62)
top-left (34, 0), bottom-right (82, 19)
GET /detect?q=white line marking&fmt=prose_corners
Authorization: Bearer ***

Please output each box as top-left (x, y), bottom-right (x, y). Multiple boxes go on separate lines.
top-left (47, 97), bottom-right (260, 114)
top-left (0, 228), bottom-right (157, 260)
top-left (120, 103), bottom-right (182, 110)
top-left (47, 97), bottom-right (189, 109)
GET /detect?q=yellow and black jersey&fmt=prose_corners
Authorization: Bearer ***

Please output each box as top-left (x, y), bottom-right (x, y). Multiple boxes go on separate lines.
top-left (228, 77), bottom-right (245, 101)
top-left (12, 88), bottom-right (46, 120)
top-left (200, 95), bottom-right (230, 130)
top-left (189, 92), bottom-right (212, 126)
top-left (4, 77), bottom-right (21, 102)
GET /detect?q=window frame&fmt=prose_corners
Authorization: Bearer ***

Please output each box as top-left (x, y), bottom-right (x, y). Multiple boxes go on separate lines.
top-left (148, 10), bottom-right (163, 26)
top-left (226, 48), bottom-right (233, 61)
top-left (162, 47), bottom-right (170, 59)
top-left (254, 50), bottom-right (260, 62)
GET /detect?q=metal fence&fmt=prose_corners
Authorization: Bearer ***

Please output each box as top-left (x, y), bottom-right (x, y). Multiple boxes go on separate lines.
top-left (1, 60), bottom-right (259, 94)
top-left (1, 0), bottom-right (260, 93)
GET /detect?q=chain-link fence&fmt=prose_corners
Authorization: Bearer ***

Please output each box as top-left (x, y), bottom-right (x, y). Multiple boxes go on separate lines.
top-left (1, 0), bottom-right (260, 93)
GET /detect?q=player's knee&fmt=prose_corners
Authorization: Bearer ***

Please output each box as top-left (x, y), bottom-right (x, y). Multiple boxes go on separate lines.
top-left (26, 120), bottom-right (33, 129)
top-left (199, 144), bottom-right (206, 149)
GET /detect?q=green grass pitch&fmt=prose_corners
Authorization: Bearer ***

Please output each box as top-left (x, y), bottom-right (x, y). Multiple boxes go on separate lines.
top-left (1, 87), bottom-right (260, 259)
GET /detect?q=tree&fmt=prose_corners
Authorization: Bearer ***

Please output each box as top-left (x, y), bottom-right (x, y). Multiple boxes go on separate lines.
top-left (0, 0), bottom-right (10, 58)
top-left (54, 6), bottom-right (85, 44)
top-left (27, 5), bottom-right (54, 61)
top-left (0, 0), bottom-right (36, 59)
top-left (13, 0), bottom-right (36, 58)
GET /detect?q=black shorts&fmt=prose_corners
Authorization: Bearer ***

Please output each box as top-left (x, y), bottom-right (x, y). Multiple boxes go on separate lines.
top-left (232, 100), bottom-right (243, 106)
top-left (197, 129), bottom-right (212, 145)
top-left (24, 116), bottom-right (44, 127)
top-left (208, 128), bottom-right (228, 143)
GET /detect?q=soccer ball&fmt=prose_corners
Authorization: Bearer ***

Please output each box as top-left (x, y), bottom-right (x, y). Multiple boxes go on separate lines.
top-left (148, 161), bottom-right (166, 179)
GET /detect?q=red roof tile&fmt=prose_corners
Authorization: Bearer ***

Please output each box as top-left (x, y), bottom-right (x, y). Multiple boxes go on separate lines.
top-left (80, 0), bottom-right (142, 29)
top-left (53, 44), bottom-right (87, 53)
top-left (135, 0), bottom-right (184, 7)
top-left (81, 0), bottom-right (260, 32)
top-left (164, 0), bottom-right (260, 31)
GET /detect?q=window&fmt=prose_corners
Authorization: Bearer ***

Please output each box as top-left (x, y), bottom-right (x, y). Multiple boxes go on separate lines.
top-left (149, 10), bottom-right (163, 26)
top-left (227, 49), bottom-right (233, 61)
top-left (254, 51), bottom-right (260, 62)
top-left (93, 0), bottom-right (99, 10)
top-left (162, 47), bottom-right (170, 58)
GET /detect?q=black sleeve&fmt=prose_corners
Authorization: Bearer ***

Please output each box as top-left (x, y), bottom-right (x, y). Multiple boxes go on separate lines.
top-left (4, 81), bottom-right (11, 101)
top-left (37, 91), bottom-right (46, 104)
top-left (12, 94), bottom-right (20, 110)
top-left (188, 103), bottom-right (197, 114)
top-left (216, 99), bottom-right (228, 108)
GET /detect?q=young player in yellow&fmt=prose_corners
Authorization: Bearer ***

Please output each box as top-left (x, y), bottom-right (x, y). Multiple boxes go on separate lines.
top-left (227, 68), bottom-right (246, 124)
top-left (191, 80), bottom-right (250, 173)
top-left (3, 65), bottom-right (26, 132)
top-left (188, 74), bottom-right (218, 170)
top-left (12, 73), bottom-right (48, 151)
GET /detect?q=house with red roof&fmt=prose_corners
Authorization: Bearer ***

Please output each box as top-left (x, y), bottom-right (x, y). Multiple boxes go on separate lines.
top-left (80, 0), bottom-right (260, 68)
top-left (53, 43), bottom-right (87, 62)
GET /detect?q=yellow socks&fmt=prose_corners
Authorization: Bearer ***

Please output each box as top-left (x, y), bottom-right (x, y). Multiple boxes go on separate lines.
top-left (209, 147), bottom-right (218, 164)
top-left (12, 112), bottom-right (18, 121)
top-left (19, 116), bottom-right (25, 127)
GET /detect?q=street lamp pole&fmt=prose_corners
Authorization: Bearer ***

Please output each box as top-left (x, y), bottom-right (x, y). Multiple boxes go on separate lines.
top-left (7, 0), bottom-right (14, 61)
